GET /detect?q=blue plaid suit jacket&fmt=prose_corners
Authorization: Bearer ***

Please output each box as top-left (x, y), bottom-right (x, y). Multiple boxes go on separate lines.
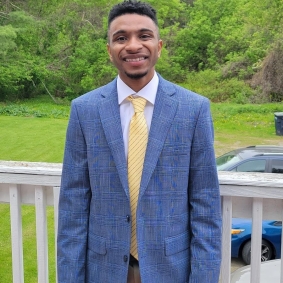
top-left (57, 74), bottom-right (222, 283)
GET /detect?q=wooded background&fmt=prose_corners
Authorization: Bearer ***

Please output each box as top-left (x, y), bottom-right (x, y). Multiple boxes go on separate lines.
top-left (1, 0), bottom-right (283, 103)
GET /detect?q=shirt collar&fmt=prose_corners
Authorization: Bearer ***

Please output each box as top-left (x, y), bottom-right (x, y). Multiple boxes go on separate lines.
top-left (117, 72), bottom-right (159, 105)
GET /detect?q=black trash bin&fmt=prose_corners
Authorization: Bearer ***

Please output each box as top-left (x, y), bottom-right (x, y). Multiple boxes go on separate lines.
top-left (274, 112), bottom-right (283, 136)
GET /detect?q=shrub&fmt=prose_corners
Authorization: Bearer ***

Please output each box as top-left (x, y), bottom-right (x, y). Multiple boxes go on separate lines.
top-left (181, 69), bottom-right (255, 103)
top-left (251, 42), bottom-right (283, 102)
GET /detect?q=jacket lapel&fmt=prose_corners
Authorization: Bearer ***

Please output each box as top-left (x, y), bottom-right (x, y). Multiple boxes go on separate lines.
top-left (139, 77), bottom-right (178, 198)
top-left (98, 77), bottom-right (178, 200)
top-left (98, 80), bottom-right (129, 199)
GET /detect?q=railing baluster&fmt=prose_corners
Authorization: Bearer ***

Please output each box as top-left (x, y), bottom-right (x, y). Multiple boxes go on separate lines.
top-left (220, 196), bottom-right (232, 283)
top-left (35, 186), bottom-right (49, 283)
top-left (250, 197), bottom-right (263, 283)
top-left (9, 184), bottom-right (24, 283)
top-left (53, 186), bottom-right (60, 283)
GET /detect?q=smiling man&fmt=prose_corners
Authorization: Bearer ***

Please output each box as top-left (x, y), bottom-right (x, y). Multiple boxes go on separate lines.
top-left (57, 1), bottom-right (222, 283)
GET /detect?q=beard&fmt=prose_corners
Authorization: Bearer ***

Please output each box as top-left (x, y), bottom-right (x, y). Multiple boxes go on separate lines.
top-left (125, 70), bottom-right (148, 80)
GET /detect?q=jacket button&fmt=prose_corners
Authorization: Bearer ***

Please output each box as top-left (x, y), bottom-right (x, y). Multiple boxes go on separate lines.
top-left (124, 255), bottom-right (128, 263)
top-left (126, 215), bottom-right (131, 222)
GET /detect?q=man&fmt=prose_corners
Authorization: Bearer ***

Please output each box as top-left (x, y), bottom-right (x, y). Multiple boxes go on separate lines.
top-left (57, 1), bottom-right (222, 282)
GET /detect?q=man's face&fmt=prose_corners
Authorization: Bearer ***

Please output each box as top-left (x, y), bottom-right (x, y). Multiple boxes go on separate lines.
top-left (107, 13), bottom-right (162, 88)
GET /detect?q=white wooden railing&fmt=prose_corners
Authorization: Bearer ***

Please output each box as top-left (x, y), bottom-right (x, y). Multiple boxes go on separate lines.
top-left (1, 161), bottom-right (283, 283)
top-left (220, 171), bottom-right (283, 283)
top-left (0, 161), bottom-right (61, 283)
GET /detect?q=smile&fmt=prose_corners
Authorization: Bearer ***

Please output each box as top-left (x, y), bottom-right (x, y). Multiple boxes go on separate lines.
top-left (124, 57), bottom-right (146, 62)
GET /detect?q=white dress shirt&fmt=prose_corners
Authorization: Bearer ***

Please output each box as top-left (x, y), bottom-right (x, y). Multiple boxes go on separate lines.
top-left (117, 72), bottom-right (159, 157)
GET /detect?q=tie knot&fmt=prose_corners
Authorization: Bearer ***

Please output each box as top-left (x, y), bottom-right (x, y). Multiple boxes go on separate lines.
top-left (128, 96), bottom-right (147, 113)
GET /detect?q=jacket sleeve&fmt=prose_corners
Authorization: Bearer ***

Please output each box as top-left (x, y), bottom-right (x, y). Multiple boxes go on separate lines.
top-left (57, 101), bottom-right (91, 283)
top-left (188, 98), bottom-right (222, 283)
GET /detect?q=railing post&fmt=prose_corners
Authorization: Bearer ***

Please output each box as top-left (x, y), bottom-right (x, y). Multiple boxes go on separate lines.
top-left (9, 184), bottom-right (24, 283)
top-left (53, 186), bottom-right (60, 283)
top-left (250, 197), bottom-right (263, 283)
top-left (220, 196), bottom-right (232, 283)
top-left (35, 186), bottom-right (49, 283)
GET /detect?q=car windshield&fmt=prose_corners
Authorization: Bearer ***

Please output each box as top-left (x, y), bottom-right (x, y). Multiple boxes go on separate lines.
top-left (216, 151), bottom-right (242, 170)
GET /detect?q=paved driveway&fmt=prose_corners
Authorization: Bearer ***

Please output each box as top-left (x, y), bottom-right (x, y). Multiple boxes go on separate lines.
top-left (231, 258), bottom-right (245, 272)
top-left (219, 258), bottom-right (246, 282)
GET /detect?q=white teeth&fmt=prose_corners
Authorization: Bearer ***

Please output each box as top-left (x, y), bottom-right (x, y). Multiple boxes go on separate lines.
top-left (125, 57), bottom-right (145, 62)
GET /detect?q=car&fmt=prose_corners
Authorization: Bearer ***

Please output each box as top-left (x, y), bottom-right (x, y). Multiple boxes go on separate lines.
top-left (216, 145), bottom-right (283, 173)
top-left (231, 259), bottom-right (281, 283)
top-left (231, 218), bottom-right (282, 265)
top-left (216, 146), bottom-right (283, 264)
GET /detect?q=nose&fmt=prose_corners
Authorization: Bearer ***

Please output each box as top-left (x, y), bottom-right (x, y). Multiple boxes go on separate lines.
top-left (125, 36), bottom-right (142, 52)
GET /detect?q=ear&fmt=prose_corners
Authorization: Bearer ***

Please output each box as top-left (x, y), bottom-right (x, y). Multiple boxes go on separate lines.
top-left (158, 40), bottom-right (163, 57)
top-left (107, 43), bottom-right (113, 62)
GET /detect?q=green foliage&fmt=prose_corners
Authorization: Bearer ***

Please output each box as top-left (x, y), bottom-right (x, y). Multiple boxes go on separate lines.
top-left (156, 45), bottom-right (186, 82)
top-left (0, 11), bottom-right (45, 100)
top-left (0, 0), bottom-right (283, 102)
top-left (147, 0), bottom-right (188, 28)
top-left (182, 69), bottom-right (255, 103)
top-left (174, 0), bottom-right (224, 69)
top-left (0, 25), bottom-right (17, 56)
top-left (66, 36), bottom-right (116, 97)
top-left (0, 96), bottom-right (70, 118)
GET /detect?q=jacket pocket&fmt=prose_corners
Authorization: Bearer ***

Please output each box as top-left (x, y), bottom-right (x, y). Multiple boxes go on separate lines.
top-left (165, 231), bottom-right (190, 256)
top-left (88, 233), bottom-right (107, 255)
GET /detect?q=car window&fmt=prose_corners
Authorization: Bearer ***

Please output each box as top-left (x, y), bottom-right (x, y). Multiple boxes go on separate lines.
top-left (216, 152), bottom-right (241, 170)
top-left (233, 159), bottom-right (266, 172)
top-left (271, 160), bottom-right (283, 173)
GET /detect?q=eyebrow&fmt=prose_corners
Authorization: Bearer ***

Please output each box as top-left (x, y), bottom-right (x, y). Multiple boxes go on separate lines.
top-left (112, 28), bottom-right (154, 38)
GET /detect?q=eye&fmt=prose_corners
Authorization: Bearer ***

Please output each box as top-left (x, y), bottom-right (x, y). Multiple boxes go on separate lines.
top-left (140, 34), bottom-right (152, 40)
top-left (116, 36), bottom-right (127, 42)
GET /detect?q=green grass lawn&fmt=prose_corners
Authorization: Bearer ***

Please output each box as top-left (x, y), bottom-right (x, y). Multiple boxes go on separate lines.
top-left (211, 103), bottom-right (283, 155)
top-left (0, 97), bottom-right (282, 282)
top-left (0, 116), bottom-right (67, 162)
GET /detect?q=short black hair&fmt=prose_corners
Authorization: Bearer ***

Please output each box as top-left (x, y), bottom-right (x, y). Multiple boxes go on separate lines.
top-left (108, 0), bottom-right (158, 28)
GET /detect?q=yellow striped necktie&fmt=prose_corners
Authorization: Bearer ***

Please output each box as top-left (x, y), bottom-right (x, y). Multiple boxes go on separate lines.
top-left (128, 96), bottom-right (148, 260)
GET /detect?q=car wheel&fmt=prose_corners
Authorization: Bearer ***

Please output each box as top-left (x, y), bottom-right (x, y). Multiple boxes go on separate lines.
top-left (241, 239), bottom-right (273, 265)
